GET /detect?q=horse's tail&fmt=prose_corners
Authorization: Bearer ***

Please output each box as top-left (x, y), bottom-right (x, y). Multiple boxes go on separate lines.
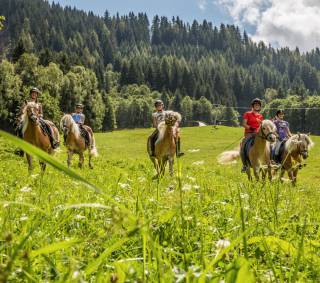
top-left (217, 150), bottom-right (240, 164)
top-left (90, 135), bottom-right (98, 157)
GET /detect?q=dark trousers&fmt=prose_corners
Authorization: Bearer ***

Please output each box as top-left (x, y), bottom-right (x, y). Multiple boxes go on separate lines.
top-left (240, 133), bottom-right (256, 166)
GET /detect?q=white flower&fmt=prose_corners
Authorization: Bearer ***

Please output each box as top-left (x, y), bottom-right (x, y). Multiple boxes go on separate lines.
top-left (192, 160), bottom-right (205, 166)
top-left (75, 214), bottom-right (86, 220)
top-left (118, 183), bottom-right (130, 189)
top-left (138, 176), bottom-right (146, 183)
top-left (193, 185), bottom-right (200, 189)
top-left (72, 271), bottom-right (80, 279)
top-left (187, 176), bottom-right (196, 182)
top-left (188, 149), bottom-right (200, 152)
top-left (30, 174), bottom-right (39, 179)
top-left (240, 193), bottom-right (249, 199)
top-left (20, 216), bottom-right (28, 221)
top-left (216, 239), bottom-right (231, 250)
top-left (182, 184), bottom-right (192, 191)
top-left (20, 186), bottom-right (32, 193)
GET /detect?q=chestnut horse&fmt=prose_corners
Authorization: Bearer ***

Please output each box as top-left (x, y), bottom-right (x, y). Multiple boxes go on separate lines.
top-left (147, 111), bottom-right (181, 177)
top-left (60, 114), bottom-right (97, 169)
top-left (274, 133), bottom-right (313, 185)
top-left (20, 102), bottom-right (60, 172)
top-left (218, 120), bottom-right (277, 181)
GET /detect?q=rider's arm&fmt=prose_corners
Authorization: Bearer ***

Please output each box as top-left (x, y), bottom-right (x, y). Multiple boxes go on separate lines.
top-left (38, 104), bottom-right (43, 118)
top-left (152, 115), bottom-right (157, 128)
top-left (242, 119), bottom-right (251, 130)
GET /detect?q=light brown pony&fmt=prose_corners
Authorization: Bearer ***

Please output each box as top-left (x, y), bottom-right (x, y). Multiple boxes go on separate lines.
top-left (275, 133), bottom-right (313, 185)
top-left (20, 102), bottom-right (60, 172)
top-left (218, 120), bottom-right (277, 181)
top-left (147, 111), bottom-right (181, 177)
top-left (60, 114), bottom-right (97, 169)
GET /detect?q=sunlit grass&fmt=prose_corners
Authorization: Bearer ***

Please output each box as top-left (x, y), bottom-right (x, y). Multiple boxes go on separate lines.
top-left (0, 126), bottom-right (319, 282)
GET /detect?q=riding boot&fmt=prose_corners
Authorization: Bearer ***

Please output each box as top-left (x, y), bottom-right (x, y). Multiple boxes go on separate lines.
top-left (176, 138), bottom-right (184, 158)
top-left (150, 137), bottom-right (156, 157)
top-left (240, 143), bottom-right (247, 173)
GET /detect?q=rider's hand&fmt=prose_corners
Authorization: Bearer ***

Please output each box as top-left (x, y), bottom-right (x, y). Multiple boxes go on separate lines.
top-left (249, 126), bottom-right (256, 132)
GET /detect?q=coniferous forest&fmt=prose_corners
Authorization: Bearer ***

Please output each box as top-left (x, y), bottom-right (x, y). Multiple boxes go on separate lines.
top-left (1, 0), bottom-right (320, 133)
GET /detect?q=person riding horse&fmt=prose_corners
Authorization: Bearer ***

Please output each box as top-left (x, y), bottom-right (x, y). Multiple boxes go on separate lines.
top-left (240, 98), bottom-right (264, 172)
top-left (272, 109), bottom-right (292, 163)
top-left (149, 99), bottom-right (184, 158)
top-left (70, 103), bottom-right (90, 147)
top-left (16, 87), bottom-right (59, 149)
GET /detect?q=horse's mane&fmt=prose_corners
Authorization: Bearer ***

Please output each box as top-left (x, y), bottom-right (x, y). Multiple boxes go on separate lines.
top-left (157, 111), bottom-right (181, 143)
top-left (20, 102), bottom-right (38, 135)
top-left (260, 119), bottom-right (277, 132)
top-left (61, 114), bottom-right (80, 138)
top-left (285, 133), bottom-right (314, 151)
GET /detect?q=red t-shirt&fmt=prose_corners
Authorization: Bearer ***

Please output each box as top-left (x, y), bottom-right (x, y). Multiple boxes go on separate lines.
top-left (243, 111), bottom-right (264, 133)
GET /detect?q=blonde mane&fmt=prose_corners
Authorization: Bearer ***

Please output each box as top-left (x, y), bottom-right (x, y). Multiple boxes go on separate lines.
top-left (60, 114), bottom-right (80, 138)
top-left (157, 111), bottom-right (181, 143)
top-left (285, 133), bottom-right (314, 152)
top-left (20, 102), bottom-right (39, 135)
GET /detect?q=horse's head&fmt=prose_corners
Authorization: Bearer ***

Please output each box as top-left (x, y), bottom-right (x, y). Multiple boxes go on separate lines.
top-left (259, 120), bottom-right (277, 142)
top-left (296, 133), bottom-right (314, 159)
top-left (25, 102), bottom-right (40, 124)
top-left (165, 111), bottom-right (182, 127)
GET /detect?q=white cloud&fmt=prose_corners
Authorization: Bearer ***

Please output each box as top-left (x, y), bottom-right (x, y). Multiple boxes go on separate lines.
top-left (198, 0), bottom-right (208, 11)
top-left (216, 0), bottom-right (320, 51)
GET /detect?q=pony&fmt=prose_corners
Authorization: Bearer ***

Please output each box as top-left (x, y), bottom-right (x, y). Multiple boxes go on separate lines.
top-left (274, 133), bottom-right (313, 185)
top-left (218, 120), bottom-right (277, 181)
top-left (60, 114), bottom-right (97, 169)
top-left (147, 111), bottom-right (181, 178)
top-left (20, 102), bottom-right (60, 172)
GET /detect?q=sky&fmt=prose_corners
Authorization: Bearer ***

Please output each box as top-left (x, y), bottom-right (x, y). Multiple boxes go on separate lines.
top-left (50, 0), bottom-right (320, 52)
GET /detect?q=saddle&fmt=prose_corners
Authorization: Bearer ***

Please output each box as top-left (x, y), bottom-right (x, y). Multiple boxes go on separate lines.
top-left (242, 136), bottom-right (255, 166)
top-left (79, 125), bottom-right (91, 147)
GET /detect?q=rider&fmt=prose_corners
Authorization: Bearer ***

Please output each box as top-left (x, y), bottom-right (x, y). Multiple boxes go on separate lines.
top-left (71, 103), bottom-right (90, 147)
top-left (240, 98), bottom-right (264, 172)
top-left (273, 109), bottom-right (292, 160)
top-left (17, 87), bottom-right (59, 149)
top-left (149, 99), bottom-right (184, 158)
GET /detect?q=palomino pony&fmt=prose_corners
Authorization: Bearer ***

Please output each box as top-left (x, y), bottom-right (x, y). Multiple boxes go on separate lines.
top-left (274, 133), bottom-right (313, 185)
top-left (20, 102), bottom-right (60, 172)
top-left (60, 114), bottom-right (97, 169)
top-left (218, 120), bottom-right (277, 181)
top-left (147, 111), bottom-right (181, 177)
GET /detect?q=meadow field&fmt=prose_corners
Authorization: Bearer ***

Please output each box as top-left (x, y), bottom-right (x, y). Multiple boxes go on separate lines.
top-left (1, 126), bottom-right (320, 282)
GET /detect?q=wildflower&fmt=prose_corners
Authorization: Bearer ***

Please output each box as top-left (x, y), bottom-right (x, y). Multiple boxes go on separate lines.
top-left (216, 239), bottom-right (231, 250)
top-left (20, 186), bottom-right (32, 193)
top-left (75, 214), bottom-right (86, 220)
top-left (192, 160), bottom-right (205, 166)
top-left (20, 216), bottom-right (28, 221)
top-left (118, 183), bottom-right (130, 189)
top-left (187, 176), bottom-right (196, 182)
top-left (182, 184), bottom-right (192, 191)
top-left (193, 185), bottom-right (200, 189)
top-left (72, 271), bottom-right (80, 279)
top-left (30, 174), bottom-right (39, 179)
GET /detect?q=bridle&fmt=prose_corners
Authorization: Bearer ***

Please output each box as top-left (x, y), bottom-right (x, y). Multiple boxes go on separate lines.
top-left (258, 125), bottom-right (277, 141)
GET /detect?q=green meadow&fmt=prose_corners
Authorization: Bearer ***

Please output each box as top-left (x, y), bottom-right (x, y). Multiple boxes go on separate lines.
top-left (1, 126), bottom-right (320, 282)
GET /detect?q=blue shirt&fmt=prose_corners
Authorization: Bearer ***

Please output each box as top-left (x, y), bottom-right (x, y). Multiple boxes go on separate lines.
top-left (72, 113), bottom-right (85, 124)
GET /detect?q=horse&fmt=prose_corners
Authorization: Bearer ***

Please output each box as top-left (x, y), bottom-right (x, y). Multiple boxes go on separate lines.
top-left (273, 133), bottom-right (313, 185)
top-left (147, 111), bottom-right (181, 178)
top-left (20, 102), bottom-right (60, 172)
top-left (218, 120), bottom-right (277, 181)
top-left (60, 114), bottom-right (98, 169)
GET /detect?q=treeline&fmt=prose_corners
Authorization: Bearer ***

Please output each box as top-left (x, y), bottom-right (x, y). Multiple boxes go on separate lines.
top-left (0, 53), bottom-right (239, 131)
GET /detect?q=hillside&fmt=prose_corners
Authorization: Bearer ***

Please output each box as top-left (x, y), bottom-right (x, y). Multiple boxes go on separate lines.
top-left (0, 126), bottom-right (320, 281)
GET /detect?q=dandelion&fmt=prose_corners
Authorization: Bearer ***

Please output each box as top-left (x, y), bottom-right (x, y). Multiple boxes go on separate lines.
top-left (20, 186), bottom-right (32, 193)
top-left (192, 160), bottom-right (204, 166)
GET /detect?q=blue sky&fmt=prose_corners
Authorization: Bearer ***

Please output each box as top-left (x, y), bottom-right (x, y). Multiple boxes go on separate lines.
top-left (50, 0), bottom-right (233, 26)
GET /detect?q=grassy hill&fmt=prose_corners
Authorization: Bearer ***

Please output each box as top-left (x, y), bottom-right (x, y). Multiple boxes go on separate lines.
top-left (0, 126), bottom-right (320, 282)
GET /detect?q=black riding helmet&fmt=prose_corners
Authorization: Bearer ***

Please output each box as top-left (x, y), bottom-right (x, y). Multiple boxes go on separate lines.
top-left (251, 98), bottom-right (262, 107)
top-left (154, 99), bottom-right (164, 107)
top-left (76, 103), bottom-right (84, 108)
top-left (29, 87), bottom-right (41, 95)
top-left (276, 109), bottom-right (285, 116)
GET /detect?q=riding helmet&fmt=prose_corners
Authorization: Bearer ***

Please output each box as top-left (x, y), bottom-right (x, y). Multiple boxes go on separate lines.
top-left (29, 87), bottom-right (41, 95)
top-left (251, 98), bottom-right (262, 106)
top-left (154, 99), bottom-right (164, 107)
top-left (76, 103), bottom-right (84, 108)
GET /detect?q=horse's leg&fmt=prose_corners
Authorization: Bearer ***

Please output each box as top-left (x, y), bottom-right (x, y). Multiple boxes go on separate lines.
top-left (253, 166), bottom-right (260, 181)
top-left (40, 161), bottom-right (46, 172)
top-left (246, 167), bottom-right (252, 181)
top-left (292, 168), bottom-right (299, 186)
top-left (261, 168), bottom-right (267, 182)
top-left (78, 152), bottom-right (84, 169)
top-left (169, 155), bottom-right (174, 177)
top-left (88, 149), bottom-right (93, 169)
top-left (160, 158), bottom-right (167, 178)
top-left (26, 154), bottom-right (33, 173)
top-left (67, 150), bottom-right (73, 168)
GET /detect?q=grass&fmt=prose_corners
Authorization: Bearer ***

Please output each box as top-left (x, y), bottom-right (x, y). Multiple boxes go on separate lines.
top-left (0, 125), bottom-right (320, 282)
